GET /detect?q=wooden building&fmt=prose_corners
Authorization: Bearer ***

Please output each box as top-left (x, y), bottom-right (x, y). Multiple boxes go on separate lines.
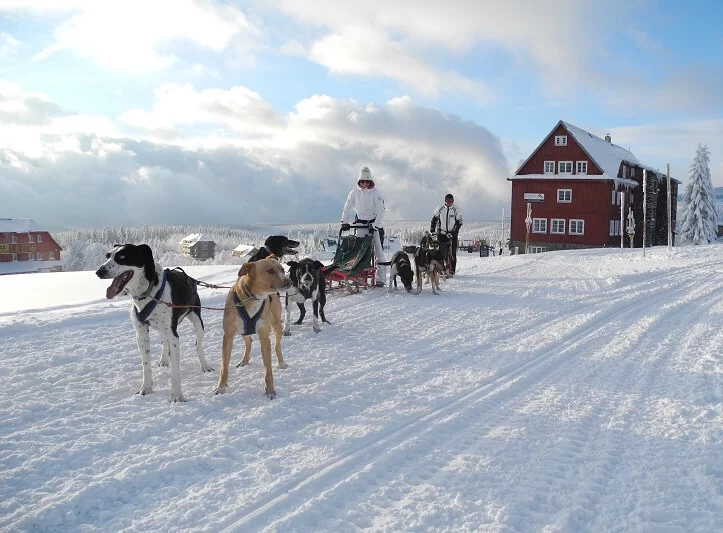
top-left (180, 234), bottom-right (216, 260)
top-left (508, 121), bottom-right (679, 253)
top-left (0, 218), bottom-right (64, 275)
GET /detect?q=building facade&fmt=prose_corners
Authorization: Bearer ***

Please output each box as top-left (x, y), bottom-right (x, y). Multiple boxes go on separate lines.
top-left (508, 121), bottom-right (679, 253)
top-left (0, 218), bottom-right (64, 274)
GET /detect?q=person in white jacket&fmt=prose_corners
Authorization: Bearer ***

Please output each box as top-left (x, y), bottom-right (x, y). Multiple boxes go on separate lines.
top-left (430, 193), bottom-right (463, 275)
top-left (340, 166), bottom-right (387, 287)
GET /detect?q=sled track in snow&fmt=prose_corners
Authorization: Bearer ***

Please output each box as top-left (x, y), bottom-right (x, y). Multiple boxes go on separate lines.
top-left (218, 259), bottom-right (719, 531)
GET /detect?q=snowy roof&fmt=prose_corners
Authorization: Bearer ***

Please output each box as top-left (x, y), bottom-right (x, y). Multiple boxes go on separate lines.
top-left (0, 218), bottom-right (40, 233)
top-left (562, 121), bottom-right (640, 178)
top-left (180, 233), bottom-right (213, 245)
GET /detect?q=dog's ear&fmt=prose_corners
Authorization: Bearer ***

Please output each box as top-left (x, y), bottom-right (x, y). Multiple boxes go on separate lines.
top-left (313, 260), bottom-right (324, 270)
top-left (238, 262), bottom-right (254, 278)
top-left (138, 244), bottom-right (157, 285)
top-left (267, 253), bottom-right (278, 260)
top-left (287, 260), bottom-right (298, 269)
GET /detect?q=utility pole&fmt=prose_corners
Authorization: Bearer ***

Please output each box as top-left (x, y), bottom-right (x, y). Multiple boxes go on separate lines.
top-left (620, 191), bottom-right (625, 250)
top-left (667, 163), bottom-right (672, 248)
top-left (643, 169), bottom-right (647, 258)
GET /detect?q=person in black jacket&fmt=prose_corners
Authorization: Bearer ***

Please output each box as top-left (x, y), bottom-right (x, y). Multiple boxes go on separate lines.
top-left (430, 193), bottom-right (463, 276)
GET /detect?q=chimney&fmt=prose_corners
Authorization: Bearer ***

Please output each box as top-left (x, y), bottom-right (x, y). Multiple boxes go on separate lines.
top-left (604, 133), bottom-right (611, 143)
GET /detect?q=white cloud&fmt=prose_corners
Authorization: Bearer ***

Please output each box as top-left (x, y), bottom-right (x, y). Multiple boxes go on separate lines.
top-left (0, 32), bottom-right (19, 60)
top-left (1, 81), bottom-right (511, 228)
top-left (15, 0), bottom-right (253, 72)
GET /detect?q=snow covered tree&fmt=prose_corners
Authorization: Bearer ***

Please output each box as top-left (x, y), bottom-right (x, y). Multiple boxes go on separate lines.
top-left (678, 143), bottom-right (718, 244)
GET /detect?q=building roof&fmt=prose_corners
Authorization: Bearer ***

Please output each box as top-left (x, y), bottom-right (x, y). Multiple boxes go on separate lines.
top-left (510, 120), bottom-right (676, 188)
top-left (180, 233), bottom-right (215, 245)
top-left (0, 260), bottom-right (64, 275)
top-left (0, 218), bottom-right (41, 233)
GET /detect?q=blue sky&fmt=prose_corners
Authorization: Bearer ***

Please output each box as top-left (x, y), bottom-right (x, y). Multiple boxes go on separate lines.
top-left (1, 0), bottom-right (721, 230)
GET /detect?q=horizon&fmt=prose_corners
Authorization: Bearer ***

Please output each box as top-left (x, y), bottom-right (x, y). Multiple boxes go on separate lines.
top-left (1, 1), bottom-right (721, 230)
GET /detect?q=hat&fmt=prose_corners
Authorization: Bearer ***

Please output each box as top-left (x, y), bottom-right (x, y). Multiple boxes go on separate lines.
top-left (445, 193), bottom-right (454, 200)
top-left (357, 166), bottom-right (375, 186)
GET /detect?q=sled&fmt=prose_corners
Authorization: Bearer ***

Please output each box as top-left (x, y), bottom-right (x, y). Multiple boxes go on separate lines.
top-left (323, 225), bottom-right (377, 293)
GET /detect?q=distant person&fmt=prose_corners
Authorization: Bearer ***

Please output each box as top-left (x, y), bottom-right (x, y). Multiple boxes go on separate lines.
top-left (498, 240), bottom-right (503, 256)
top-left (341, 166), bottom-right (387, 287)
top-left (430, 193), bottom-right (463, 275)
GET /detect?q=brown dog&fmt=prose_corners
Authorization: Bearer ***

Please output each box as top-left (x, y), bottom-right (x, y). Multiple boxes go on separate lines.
top-left (214, 256), bottom-right (292, 399)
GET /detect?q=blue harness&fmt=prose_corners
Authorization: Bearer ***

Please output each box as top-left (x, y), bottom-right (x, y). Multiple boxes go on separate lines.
top-left (233, 290), bottom-right (265, 335)
top-left (135, 271), bottom-right (167, 325)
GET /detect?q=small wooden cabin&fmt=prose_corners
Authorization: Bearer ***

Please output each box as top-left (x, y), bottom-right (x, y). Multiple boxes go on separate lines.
top-left (180, 234), bottom-right (216, 260)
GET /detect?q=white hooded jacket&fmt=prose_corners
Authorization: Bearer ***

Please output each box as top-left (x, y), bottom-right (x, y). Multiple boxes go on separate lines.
top-left (341, 169), bottom-right (386, 228)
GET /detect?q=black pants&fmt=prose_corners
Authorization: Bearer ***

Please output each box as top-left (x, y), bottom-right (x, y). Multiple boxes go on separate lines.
top-left (438, 233), bottom-right (458, 273)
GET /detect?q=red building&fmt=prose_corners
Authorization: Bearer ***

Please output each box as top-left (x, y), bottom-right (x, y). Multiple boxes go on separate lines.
top-left (0, 218), bottom-right (64, 275)
top-left (508, 121), bottom-right (679, 253)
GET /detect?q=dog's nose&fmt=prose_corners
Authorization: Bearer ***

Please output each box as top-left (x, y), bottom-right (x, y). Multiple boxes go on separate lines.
top-left (281, 277), bottom-right (293, 290)
top-left (96, 267), bottom-right (107, 278)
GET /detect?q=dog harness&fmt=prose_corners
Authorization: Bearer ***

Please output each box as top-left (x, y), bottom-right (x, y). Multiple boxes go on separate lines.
top-left (135, 271), bottom-right (167, 325)
top-left (233, 290), bottom-right (265, 336)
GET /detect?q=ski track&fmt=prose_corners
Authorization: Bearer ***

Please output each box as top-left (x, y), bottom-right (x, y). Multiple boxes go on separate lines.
top-left (1, 250), bottom-right (721, 532)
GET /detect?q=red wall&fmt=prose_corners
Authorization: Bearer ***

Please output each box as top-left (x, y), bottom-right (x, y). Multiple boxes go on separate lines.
top-left (0, 231), bottom-right (62, 262)
top-left (518, 123), bottom-right (604, 176)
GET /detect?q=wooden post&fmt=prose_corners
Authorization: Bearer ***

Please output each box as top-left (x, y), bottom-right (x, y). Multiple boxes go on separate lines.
top-left (643, 169), bottom-right (647, 258)
top-left (620, 191), bottom-right (625, 250)
top-left (667, 163), bottom-right (672, 248)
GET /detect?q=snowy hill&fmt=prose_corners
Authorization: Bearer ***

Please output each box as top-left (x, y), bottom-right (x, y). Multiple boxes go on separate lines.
top-left (0, 246), bottom-right (721, 532)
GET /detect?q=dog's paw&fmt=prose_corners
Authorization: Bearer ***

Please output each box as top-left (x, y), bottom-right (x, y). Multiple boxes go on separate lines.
top-left (157, 358), bottom-right (170, 367)
top-left (265, 390), bottom-right (277, 400)
top-left (282, 329), bottom-right (291, 337)
top-left (170, 393), bottom-right (187, 403)
top-left (200, 363), bottom-right (214, 373)
top-left (278, 362), bottom-right (288, 369)
top-left (313, 325), bottom-right (321, 333)
top-left (213, 385), bottom-right (227, 395)
top-left (137, 386), bottom-right (153, 396)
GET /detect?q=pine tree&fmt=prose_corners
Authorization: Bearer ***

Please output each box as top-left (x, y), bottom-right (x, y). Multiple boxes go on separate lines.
top-left (678, 143), bottom-right (717, 244)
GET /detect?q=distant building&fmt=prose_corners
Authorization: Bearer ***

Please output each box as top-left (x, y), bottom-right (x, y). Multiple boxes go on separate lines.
top-left (0, 218), bottom-right (64, 275)
top-left (231, 244), bottom-right (258, 259)
top-left (180, 234), bottom-right (216, 260)
top-left (508, 120), bottom-right (680, 253)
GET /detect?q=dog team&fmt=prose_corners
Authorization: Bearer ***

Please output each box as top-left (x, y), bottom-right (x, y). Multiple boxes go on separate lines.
top-left (95, 166), bottom-right (463, 401)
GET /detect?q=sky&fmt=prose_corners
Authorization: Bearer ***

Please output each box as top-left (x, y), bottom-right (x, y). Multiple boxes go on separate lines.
top-left (1, 242), bottom-right (721, 531)
top-left (1, 0), bottom-right (722, 230)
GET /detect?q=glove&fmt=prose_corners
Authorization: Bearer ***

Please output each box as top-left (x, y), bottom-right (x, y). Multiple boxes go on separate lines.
top-left (341, 223), bottom-right (350, 231)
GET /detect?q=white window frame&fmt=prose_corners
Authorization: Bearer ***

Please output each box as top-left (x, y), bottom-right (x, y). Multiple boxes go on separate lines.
top-left (49, 251), bottom-right (55, 260)
top-left (543, 161), bottom-right (555, 174)
top-left (609, 220), bottom-right (621, 236)
top-left (558, 161), bottom-right (573, 174)
top-left (11, 253), bottom-right (17, 261)
top-left (569, 219), bottom-right (585, 235)
top-left (532, 218), bottom-right (547, 233)
top-left (37, 234), bottom-right (43, 243)
top-left (530, 246), bottom-right (547, 254)
top-left (11, 235), bottom-right (17, 244)
top-left (576, 161), bottom-right (588, 175)
top-left (28, 234), bottom-right (34, 242)
top-left (550, 218), bottom-right (566, 234)
top-left (28, 252), bottom-right (35, 261)
top-left (554, 135), bottom-right (568, 146)
top-left (557, 189), bottom-right (572, 203)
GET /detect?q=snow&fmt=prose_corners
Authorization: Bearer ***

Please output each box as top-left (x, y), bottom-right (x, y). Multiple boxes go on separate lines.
top-left (1, 246), bottom-right (721, 532)
top-left (0, 218), bottom-right (40, 233)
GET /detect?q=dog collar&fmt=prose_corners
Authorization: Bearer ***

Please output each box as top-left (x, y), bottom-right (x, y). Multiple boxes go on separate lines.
top-left (135, 271), bottom-right (167, 325)
top-left (233, 290), bottom-right (265, 335)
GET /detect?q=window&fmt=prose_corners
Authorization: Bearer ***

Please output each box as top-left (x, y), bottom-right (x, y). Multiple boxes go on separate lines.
top-left (569, 219), bottom-right (585, 235)
top-left (28, 252), bottom-right (35, 261)
top-left (554, 135), bottom-right (567, 146)
top-left (37, 234), bottom-right (43, 243)
top-left (49, 251), bottom-right (55, 260)
top-left (28, 234), bottom-right (34, 242)
top-left (558, 161), bottom-right (572, 174)
top-left (557, 189), bottom-right (572, 203)
top-left (11, 253), bottom-right (17, 262)
top-left (611, 190), bottom-right (622, 205)
top-left (576, 161), bottom-right (587, 175)
top-left (530, 246), bottom-right (547, 253)
top-left (11, 235), bottom-right (17, 244)
top-left (543, 161), bottom-right (555, 174)
top-left (609, 220), bottom-right (621, 236)
top-left (532, 218), bottom-right (547, 233)
top-left (550, 219), bottom-right (566, 234)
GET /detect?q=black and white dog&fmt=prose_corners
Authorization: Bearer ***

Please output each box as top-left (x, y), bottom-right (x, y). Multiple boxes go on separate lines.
top-left (248, 235), bottom-right (300, 262)
top-left (96, 244), bottom-right (213, 402)
top-left (388, 250), bottom-right (414, 293)
top-left (414, 233), bottom-right (445, 295)
top-left (284, 258), bottom-right (329, 334)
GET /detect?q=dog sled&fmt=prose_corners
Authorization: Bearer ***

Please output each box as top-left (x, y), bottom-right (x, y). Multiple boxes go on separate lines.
top-left (323, 225), bottom-right (378, 293)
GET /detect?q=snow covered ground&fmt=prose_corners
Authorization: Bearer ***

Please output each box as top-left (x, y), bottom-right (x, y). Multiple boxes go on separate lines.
top-left (1, 245), bottom-right (721, 532)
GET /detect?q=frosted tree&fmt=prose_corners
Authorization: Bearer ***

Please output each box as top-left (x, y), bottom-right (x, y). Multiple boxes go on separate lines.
top-left (678, 143), bottom-right (718, 244)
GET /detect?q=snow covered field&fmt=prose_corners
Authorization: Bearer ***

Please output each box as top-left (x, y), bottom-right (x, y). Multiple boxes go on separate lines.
top-left (1, 245), bottom-right (721, 532)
